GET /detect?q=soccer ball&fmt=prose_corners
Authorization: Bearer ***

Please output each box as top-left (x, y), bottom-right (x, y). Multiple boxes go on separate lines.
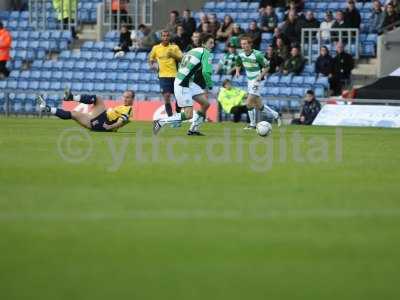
top-left (256, 121), bottom-right (272, 137)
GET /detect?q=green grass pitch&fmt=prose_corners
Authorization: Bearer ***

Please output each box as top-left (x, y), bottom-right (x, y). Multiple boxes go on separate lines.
top-left (0, 117), bottom-right (400, 300)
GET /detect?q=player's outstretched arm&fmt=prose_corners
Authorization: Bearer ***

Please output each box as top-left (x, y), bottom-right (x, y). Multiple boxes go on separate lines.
top-left (103, 119), bottom-right (127, 131)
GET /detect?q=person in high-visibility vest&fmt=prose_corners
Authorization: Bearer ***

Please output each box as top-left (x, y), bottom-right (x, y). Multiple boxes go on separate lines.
top-left (218, 79), bottom-right (249, 123)
top-left (0, 21), bottom-right (12, 78)
top-left (52, 0), bottom-right (77, 38)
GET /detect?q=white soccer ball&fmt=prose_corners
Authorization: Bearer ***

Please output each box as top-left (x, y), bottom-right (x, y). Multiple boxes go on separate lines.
top-left (256, 121), bottom-right (272, 137)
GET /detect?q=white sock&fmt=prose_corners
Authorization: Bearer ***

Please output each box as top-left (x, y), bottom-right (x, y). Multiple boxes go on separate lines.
top-left (261, 104), bottom-right (279, 119)
top-left (50, 107), bottom-right (57, 114)
top-left (73, 95), bottom-right (81, 102)
top-left (248, 108), bottom-right (256, 127)
top-left (190, 111), bottom-right (204, 132)
top-left (159, 112), bottom-right (184, 125)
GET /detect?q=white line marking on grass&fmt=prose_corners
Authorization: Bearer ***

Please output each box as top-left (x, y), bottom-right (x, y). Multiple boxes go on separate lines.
top-left (0, 209), bottom-right (400, 221)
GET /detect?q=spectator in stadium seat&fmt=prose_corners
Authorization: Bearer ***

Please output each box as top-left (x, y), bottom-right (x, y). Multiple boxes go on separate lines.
top-left (332, 11), bottom-right (351, 42)
top-left (218, 79), bottom-right (249, 123)
top-left (369, 1), bottom-right (384, 33)
top-left (300, 11), bottom-right (321, 41)
top-left (199, 22), bottom-right (213, 37)
top-left (259, 0), bottom-right (276, 11)
top-left (216, 15), bottom-right (234, 42)
top-left (344, 0), bottom-right (362, 28)
top-left (247, 20), bottom-right (262, 50)
top-left (301, 11), bottom-right (320, 29)
top-left (281, 10), bottom-right (302, 45)
top-left (260, 5), bottom-right (278, 33)
top-left (380, 3), bottom-right (400, 32)
top-left (332, 11), bottom-right (350, 29)
top-left (165, 10), bottom-right (181, 37)
top-left (228, 23), bottom-right (244, 48)
top-left (149, 30), bottom-right (183, 117)
top-left (136, 24), bottom-right (158, 52)
top-left (172, 25), bottom-right (190, 52)
top-left (315, 46), bottom-right (333, 78)
top-left (291, 90), bottom-right (321, 125)
top-left (181, 9), bottom-right (196, 37)
top-left (113, 24), bottom-right (132, 57)
top-left (208, 14), bottom-right (221, 38)
top-left (271, 27), bottom-right (291, 48)
top-left (186, 31), bottom-right (201, 51)
top-left (331, 42), bottom-right (354, 95)
top-left (275, 37), bottom-right (289, 61)
top-left (0, 21), bottom-right (12, 78)
top-left (265, 45), bottom-right (284, 75)
top-left (197, 14), bottom-right (209, 32)
top-left (282, 46), bottom-right (305, 75)
top-left (53, 0), bottom-right (77, 39)
top-left (387, 0), bottom-right (400, 14)
top-left (291, 0), bottom-right (305, 12)
top-left (216, 43), bottom-right (238, 76)
top-left (320, 11), bottom-right (335, 42)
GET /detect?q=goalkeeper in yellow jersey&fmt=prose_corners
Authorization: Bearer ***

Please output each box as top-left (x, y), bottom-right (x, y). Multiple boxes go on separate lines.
top-left (37, 89), bottom-right (134, 132)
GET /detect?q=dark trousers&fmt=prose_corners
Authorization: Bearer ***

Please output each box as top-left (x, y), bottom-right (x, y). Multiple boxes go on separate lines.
top-left (230, 105), bottom-right (249, 123)
top-left (0, 61), bottom-right (10, 77)
top-left (62, 18), bottom-right (77, 39)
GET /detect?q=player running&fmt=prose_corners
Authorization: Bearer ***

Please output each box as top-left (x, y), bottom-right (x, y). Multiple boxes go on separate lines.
top-left (153, 33), bottom-right (214, 136)
top-left (37, 89), bottom-right (134, 132)
top-left (235, 36), bottom-right (281, 129)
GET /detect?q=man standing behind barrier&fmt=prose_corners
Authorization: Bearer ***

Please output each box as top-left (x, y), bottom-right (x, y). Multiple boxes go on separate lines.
top-left (0, 21), bottom-right (12, 78)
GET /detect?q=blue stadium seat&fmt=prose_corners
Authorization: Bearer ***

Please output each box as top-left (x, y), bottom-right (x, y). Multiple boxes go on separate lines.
top-left (116, 83), bottom-right (128, 92)
top-left (94, 82), bottom-right (105, 92)
top-left (304, 76), bottom-right (316, 87)
top-left (279, 75), bottom-right (292, 86)
top-left (267, 74), bottom-right (280, 85)
top-left (292, 87), bottom-right (305, 97)
top-left (50, 81), bottom-right (62, 91)
top-left (24, 96), bottom-right (37, 113)
top-left (85, 82), bottom-right (94, 92)
top-left (315, 87), bottom-right (325, 98)
top-left (291, 76), bottom-right (304, 86)
top-left (316, 76), bottom-right (329, 88)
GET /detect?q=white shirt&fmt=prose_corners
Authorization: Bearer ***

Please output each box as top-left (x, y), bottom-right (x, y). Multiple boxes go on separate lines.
top-left (320, 20), bottom-right (335, 41)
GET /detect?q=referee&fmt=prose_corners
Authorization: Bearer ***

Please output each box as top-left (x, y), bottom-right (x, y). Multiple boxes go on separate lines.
top-left (148, 30), bottom-right (183, 116)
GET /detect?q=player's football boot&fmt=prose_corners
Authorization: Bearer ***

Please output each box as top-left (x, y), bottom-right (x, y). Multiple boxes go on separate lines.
top-left (276, 114), bottom-right (282, 127)
top-left (153, 120), bottom-right (163, 135)
top-left (63, 87), bottom-right (74, 101)
top-left (187, 130), bottom-right (205, 136)
top-left (243, 125), bottom-right (256, 130)
top-left (36, 94), bottom-right (48, 112)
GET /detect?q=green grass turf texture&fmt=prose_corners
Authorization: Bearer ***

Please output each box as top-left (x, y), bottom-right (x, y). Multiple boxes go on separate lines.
top-left (0, 118), bottom-right (400, 300)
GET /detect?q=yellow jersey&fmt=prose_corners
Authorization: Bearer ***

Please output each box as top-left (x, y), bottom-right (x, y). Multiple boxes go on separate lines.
top-left (106, 105), bottom-right (132, 124)
top-left (149, 43), bottom-right (183, 78)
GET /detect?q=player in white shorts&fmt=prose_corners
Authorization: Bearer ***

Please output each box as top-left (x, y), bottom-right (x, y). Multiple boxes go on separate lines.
top-left (153, 33), bottom-right (215, 136)
top-left (235, 35), bottom-right (281, 129)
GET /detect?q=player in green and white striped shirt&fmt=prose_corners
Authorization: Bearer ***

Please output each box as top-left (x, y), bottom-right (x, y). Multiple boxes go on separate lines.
top-left (235, 36), bottom-right (281, 129)
top-left (153, 33), bottom-right (215, 136)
